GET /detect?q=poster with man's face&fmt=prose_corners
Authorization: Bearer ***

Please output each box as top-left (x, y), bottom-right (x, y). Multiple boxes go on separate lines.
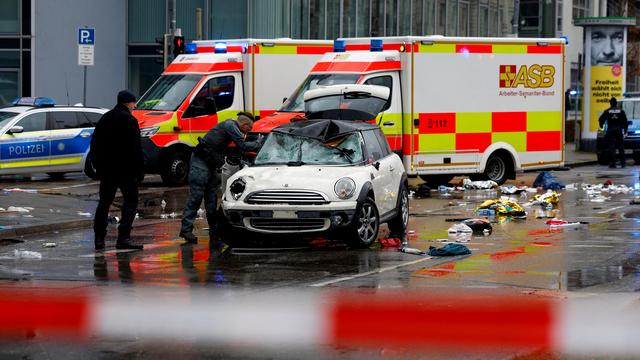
top-left (590, 26), bottom-right (624, 66)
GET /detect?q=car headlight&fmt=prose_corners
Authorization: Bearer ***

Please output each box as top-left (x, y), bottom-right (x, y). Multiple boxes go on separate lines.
top-left (229, 178), bottom-right (246, 200)
top-left (140, 126), bottom-right (160, 137)
top-left (334, 177), bottom-right (356, 200)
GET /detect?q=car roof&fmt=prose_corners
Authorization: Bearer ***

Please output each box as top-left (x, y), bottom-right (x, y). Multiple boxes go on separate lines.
top-left (0, 105), bottom-right (107, 113)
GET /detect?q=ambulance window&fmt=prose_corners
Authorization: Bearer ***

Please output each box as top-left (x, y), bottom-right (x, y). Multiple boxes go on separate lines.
top-left (49, 112), bottom-right (79, 129)
top-left (16, 113), bottom-right (47, 132)
top-left (196, 76), bottom-right (235, 112)
top-left (364, 76), bottom-right (392, 111)
top-left (362, 130), bottom-right (384, 162)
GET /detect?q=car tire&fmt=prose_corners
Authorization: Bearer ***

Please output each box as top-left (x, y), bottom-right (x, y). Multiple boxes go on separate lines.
top-left (419, 175), bottom-right (453, 186)
top-left (387, 185), bottom-right (409, 235)
top-left (348, 197), bottom-right (380, 248)
top-left (161, 151), bottom-right (190, 186)
top-left (597, 152), bottom-right (610, 165)
top-left (47, 172), bottom-right (66, 179)
top-left (483, 152), bottom-right (511, 185)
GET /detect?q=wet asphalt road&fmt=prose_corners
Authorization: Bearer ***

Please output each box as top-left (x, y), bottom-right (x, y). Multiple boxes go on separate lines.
top-left (2, 166), bottom-right (640, 359)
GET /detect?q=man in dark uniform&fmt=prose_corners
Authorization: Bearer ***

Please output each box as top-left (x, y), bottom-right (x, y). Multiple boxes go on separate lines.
top-left (180, 112), bottom-right (262, 244)
top-left (599, 97), bottom-right (629, 168)
top-left (91, 90), bottom-right (144, 251)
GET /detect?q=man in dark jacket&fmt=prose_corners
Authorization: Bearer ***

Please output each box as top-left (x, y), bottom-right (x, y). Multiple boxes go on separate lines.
top-left (180, 112), bottom-right (261, 244)
top-left (91, 90), bottom-right (144, 250)
top-left (599, 97), bottom-right (629, 168)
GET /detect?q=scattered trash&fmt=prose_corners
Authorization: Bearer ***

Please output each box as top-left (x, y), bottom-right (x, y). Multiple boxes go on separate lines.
top-left (379, 238), bottom-right (401, 248)
top-left (7, 206), bottom-right (32, 213)
top-left (108, 215), bottom-right (120, 224)
top-left (546, 218), bottom-right (587, 228)
top-left (525, 191), bottom-right (560, 209)
top-left (3, 188), bottom-right (37, 193)
top-left (428, 243), bottom-right (471, 256)
top-left (500, 185), bottom-right (530, 194)
top-left (77, 212), bottom-right (92, 217)
top-left (533, 172), bottom-right (564, 190)
top-left (399, 247), bottom-right (425, 255)
top-left (463, 218), bottom-right (493, 235)
top-left (42, 243), bottom-right (56, 248)
top-left (534, 209), bottom-right (558, 219)
top-left (160, 212), bottom-right (177, 219)
top-left (23, 215), bottom-right (33, 218)
top-left (161, 199), bottom-right (167, 211)
top-left (631, 196), bottom-right (640, 205)
top-left (408, 230), bottom-right (415, 235)
top-left (476, 199), bottom-right (526, 218)
top-left (447, 223), bottom-right (473, 234)
top-left (564, 183), bottom-right (577, 190)
top-left (14, 249), bottom-right (42, 259)
top-left (197, 208), bottom-right (205, 219)
top-left (476, 208), bottom-right (496, 217)
top-left (463, 179), bottom-right (498, 190)
top-left (413, 184), bottom-right (431, 198)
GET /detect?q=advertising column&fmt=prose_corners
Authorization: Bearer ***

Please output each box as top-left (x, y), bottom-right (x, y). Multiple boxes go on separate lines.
top-left (576, 18), bottom-right (635, 151)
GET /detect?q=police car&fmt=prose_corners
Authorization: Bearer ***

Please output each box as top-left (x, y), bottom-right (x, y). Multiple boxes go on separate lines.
top-left (0, 97), bottom-right (107, 178)
top-left (597, 94), bottom-right (640, 165)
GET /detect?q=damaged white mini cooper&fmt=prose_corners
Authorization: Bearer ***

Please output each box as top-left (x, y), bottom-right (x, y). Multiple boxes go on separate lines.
top-left (221, 118), bottom-right (408, 247)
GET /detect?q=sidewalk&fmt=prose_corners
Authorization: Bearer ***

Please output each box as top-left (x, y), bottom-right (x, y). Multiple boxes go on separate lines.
top-left (564, 142), bottom-right (597, 167)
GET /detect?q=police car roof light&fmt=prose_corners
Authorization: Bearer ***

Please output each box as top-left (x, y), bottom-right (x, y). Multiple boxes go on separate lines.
top-left (214, 42), bottom-right (227, 54)
top-left (333, 40), bottom-right (346, 53)
top-left (370, 39), bottom-right (383, 52)
top-left (12, 97), bottom-right (56, 107)
top-left (185, 42), bottom-right (197, 54)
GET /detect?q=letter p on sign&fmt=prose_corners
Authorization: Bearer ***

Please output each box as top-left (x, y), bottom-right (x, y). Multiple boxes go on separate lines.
top-left (78, 28), bottom-right (95, 45)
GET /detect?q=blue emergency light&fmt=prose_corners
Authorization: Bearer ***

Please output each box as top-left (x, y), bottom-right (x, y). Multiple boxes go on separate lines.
top-left (185, 43), bottom-right (197, 54)
top-left (561, 36), bottom-right (569, 45)
top-left (370, 39), bottom-right (383, 52)
top-left (214, 42), bottom-right (227, 54)
top-left (11, 97), bottom-right (56, 107)
top-left (333, 40), bottom-right (346, 52)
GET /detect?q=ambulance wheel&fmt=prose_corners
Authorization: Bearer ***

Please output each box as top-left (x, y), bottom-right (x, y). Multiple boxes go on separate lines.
top-left (161, 151), bottom-right (190, 186)
top-left (419, 175), bottom-right (453, 186)
top-left (47, 172), bottom-right (66, 179)
top-left (484, 152), bottom-right (512, 185)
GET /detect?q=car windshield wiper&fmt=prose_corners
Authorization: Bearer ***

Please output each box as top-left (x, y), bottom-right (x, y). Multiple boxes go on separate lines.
top-left (333, 147), bottom-right (355, 163)
top-left (286, 161), bottom-right (306, 166)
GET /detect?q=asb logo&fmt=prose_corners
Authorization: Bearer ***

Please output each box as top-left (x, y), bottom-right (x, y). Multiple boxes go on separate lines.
top-left (499, 64), bottom-right (555, 88)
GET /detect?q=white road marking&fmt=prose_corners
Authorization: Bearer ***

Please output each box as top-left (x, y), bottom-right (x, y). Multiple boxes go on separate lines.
top-left (309, 256), bottom-right (433, 287)
top-left (42, 182), bottom-right (98, 191)
top-left (597, 205), bottom-right (626, 214)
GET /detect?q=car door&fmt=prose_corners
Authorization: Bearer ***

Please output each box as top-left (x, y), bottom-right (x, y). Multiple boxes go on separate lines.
top-left (362, 129), bottom-right (393, 215)
top-left (0, 111), bottom-right (51, 173)
top-left (48, 110), bottom-right (94, 171)
top-left (373, 128), bottom-right (403, 212)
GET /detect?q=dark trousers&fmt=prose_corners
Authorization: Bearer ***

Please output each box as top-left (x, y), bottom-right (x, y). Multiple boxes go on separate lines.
top-left (606, 132), bottom-right (625, 166)
top-left (94, 178), bottom-right (139, 241)
top-left (181, 154), bottom-right (220, 238)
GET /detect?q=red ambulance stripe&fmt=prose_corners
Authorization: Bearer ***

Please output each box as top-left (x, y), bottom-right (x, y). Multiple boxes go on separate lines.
top-left (527, 45), bottom-right (562, 54)
top-left (196, 46), bottom-right (251, 53)
top-left (196, 46), bottom-right (213, 53)
top-left (492, 112), bottom-right (527, 132)
top-left (311, 61), bottom-right (401, 73)
top-left (0, 290), bottom-right (90, 337)
top-left (151, 134), bottom-right (180, 147)
top-left (345, 44), bottom-right (371, 51)
top-left (296, 46), bottom-right (334, 54)
top-left (189, 115), bottom-right (218, 131)
top-left (526, 131), bottom-right (562, 151)
top-left (456, 44), bottom-right (493, 53)
top-left (164, 62), bottom-right (244, 74)
top-left (403, 134), bottom-right (418, 155)
top-left (328, 293), bottom-right (555, 349)
top-left (456, 133), bottom-right (492, 152)
top-left (227, 45), bottom-right (245, 53)
top-left (418, 113), bottom-right (456, 134)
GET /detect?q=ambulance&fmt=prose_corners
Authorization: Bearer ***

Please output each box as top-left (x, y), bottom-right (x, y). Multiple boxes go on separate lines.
top-left (135, 39), bottom-right (333, 185)
top-left (251, 36), bottom-right (566, 184)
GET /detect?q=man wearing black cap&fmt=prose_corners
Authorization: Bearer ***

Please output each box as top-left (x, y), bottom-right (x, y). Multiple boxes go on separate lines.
top-left (599, 97), bottom-right (629, 168)
top-left (180, 112), bottom-right (262, 245)
top-left (91, 90), bottom-right (144, 250)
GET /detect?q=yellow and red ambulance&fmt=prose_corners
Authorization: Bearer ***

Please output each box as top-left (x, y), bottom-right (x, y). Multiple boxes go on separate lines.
top-left (134, 39), bottom-right (332, 185)
top-left (251, 36), bottom-right (566, 184)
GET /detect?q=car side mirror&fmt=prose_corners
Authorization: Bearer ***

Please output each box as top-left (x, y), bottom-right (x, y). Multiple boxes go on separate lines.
top-left (7, 125), bottom-right (23, 134)
top-left (373, 161), bottom-right (380, 170)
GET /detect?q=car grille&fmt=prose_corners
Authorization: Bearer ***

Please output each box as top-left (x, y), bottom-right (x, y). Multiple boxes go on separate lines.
top-left (248, 218), bottom-right (328, 232)
top-left (245, 190), bottom-right (328, 205)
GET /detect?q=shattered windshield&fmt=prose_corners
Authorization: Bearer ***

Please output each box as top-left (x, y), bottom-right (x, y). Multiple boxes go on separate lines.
top-left (280, 74), bottom-right (360, 112)
top-left (254, 132), bottom-right (364, 166)
top-left (137, 74), bottom-right (201, 111)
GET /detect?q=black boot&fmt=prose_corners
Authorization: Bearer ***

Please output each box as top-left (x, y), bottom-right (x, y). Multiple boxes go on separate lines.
top-left (179, 231), bottom-right (198, 244)
top-left (116, 239), bottom-right (143, 250)
top-left (95, 236), bottom-right (105, 251)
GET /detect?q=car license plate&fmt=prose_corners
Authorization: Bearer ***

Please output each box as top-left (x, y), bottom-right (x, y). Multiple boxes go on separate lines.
top-left (273, 210), bottom-right (297, 219)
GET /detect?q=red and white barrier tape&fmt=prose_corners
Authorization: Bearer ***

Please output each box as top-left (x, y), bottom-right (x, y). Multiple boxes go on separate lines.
top-left (1, 289), bottom-right (639, 355)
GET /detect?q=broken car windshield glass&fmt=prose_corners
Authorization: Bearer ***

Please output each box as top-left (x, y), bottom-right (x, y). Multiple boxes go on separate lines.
top-left (254, 132), bottom-right (364, 165)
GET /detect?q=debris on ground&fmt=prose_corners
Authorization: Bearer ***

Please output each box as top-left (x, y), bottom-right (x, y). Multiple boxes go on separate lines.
top-left (197, 208), bottom-right (205, 219)
top-left (3, 188), bottom-right (37, 193)
top-left (499, 185), bottom-right (531, 195)
top-left (14, 249), bottom-right (42, 259)
top-left (77, 212), bottom-right (92, 217)
top-left (42, 243), bottom-right (56, 248)
top-left (447, 223), bottom-right (473, 234)
top-left (463, 218), bottom-right (493, 235)
top-left (399, 247), bottom-right (426, 255)
top-left (108, 215), bottom-right (120, 224)
top-left (631, 196), bottom-right (640, 205)
top-left (476, 199), bottom-right (527, 218)
top-left (525, 191), bottom-right (560, 209)
top-left (533, 172), bottom-right (564, 190)
top-left (379, 238), bottom-right (402, 248)
top-left (7, 206), bottom-right (33, 213)
top-left (161, 199), bottom-right (167, 211)
top-left (534, 209), bottom-right (559, 219)
top-left (546, 218), bottom-right (587, 228)
top-left (428, 243), bottom-right (471, 256)
top-left (413, 183), bottom-right (431, 198)
top-left (582, 183), bottom-right (633, 194)
top-left (463, 178), bottom-right (498, 190)
top-left (160, 212), bottom-right (177, 219)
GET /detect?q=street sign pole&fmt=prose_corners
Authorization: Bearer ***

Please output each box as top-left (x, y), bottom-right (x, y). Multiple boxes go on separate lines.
top-left (78, 27), bottom-right (95, 105)
top-left (83, 65), bottom-right (87, 106)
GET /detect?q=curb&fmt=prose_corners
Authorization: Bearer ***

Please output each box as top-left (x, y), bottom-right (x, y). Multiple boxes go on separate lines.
top-left (566, 160), bottom-right (599, 168)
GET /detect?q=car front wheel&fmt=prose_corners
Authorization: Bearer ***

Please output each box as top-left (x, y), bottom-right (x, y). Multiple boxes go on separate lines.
top-left (349, 197), bottom-right (379, 248)
top-left (387, 185), bottom-right (409, 235)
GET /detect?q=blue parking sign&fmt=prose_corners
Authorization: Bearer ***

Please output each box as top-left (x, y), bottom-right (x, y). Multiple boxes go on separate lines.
top-left (78, 28), bottom-right (95, 45)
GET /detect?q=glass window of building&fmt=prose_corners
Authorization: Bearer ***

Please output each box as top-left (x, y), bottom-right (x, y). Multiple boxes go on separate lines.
top-left (248, 0), bottom-right (290, 38)
top-left (400, 0), bottom-right (413, 35)
top-left (556, 0), bottom-right (563, 36)
top-left (447, 0), bottom-right (458, 35)
top-left (177, 0), bottom-right (205, 41)
top-left (370, 0), bottom-right (383, 36)
top-left (128, 0), bottom-right (166, 43)
top-left (0, 71), bottom-right (18, 105)
top-left (436, 0), bottom-right (446, 34)
top-left (459, 1), bottom-right (469, 36)
top-left (519, 0), bottom-right (539, 31)
top-left (489, 1), bottom-right (498, 36)
top-left (0, 0), bottom-right (19, 33)
top-left (310, 0), bottom-right (326, 38)
top-left (342, 0), bottom-right (357, 37)
top-left (409, 0), bottom-right (422, 35)
top-left (356, 0), bottom-right (371, 36)
top-left (573, 0), bottom-right (591, 19)
top-left (128, 58), bottom-right (163, 99)
top-left (479, 2), bottom-right (489, 36)
top-left (327, 0), bottom-right (341, 39)
top-left (211, 0), bottom-right (247, 39)
top-left (385, 0), bottom-right (398, 36)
